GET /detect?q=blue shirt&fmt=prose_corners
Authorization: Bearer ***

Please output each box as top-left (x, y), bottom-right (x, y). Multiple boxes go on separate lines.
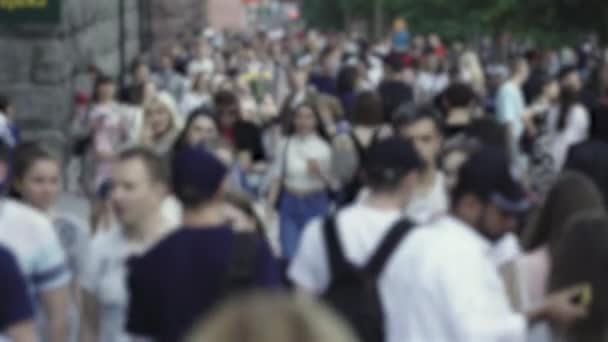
top-left (127, 226), bottom-right (281, 342)
top-left (0, 245), bottom-right (33, 332)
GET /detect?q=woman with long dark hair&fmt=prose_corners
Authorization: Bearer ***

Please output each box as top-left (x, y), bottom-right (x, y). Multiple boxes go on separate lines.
top-left (549, 67), bottom-right (590, 169)
top-left (267, 102), bottom-right (333, 259)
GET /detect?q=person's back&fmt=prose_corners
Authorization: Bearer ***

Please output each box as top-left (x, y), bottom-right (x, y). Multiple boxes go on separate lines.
top-left (127, 145), bottom-right (281, 342)
top-left (290, 137), bottom-right (423, 342)
top-left (128, 226), bottom-right (279, 341)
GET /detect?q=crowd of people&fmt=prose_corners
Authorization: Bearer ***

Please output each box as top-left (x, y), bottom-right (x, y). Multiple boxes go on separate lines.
top-left (2, 22), bottom-right (608, 342)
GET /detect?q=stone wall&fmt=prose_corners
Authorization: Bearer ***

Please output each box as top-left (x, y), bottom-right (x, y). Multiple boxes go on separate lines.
top-left (0, 0), bottom-right (140, 145)
top-left (148, 0), bottom-right (206, 57)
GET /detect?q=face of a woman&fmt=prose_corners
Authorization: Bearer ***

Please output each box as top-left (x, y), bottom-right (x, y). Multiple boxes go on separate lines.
top-left (147, 107), bottom-right (172, 136)
top-left (187, 116), bottom-right (219, 146)
top-left (544, 81), bottom-right (561, 101)
top-left (97, 83), bottom-right (116, 102)
top-left (17, 159), bottom-right (61, 212)
top-left (294, 106), bottom-right (317, 135)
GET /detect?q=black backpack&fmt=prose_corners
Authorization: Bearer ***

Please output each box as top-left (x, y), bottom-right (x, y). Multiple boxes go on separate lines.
top-left (321, 215), bottom-right (413, 342)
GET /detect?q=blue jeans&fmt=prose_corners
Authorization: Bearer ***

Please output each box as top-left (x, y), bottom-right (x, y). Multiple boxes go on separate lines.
top-left (279, 190), bottom-right (329, 260)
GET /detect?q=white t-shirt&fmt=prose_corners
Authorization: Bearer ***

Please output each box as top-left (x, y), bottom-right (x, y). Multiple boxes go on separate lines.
top-left (289, 203), bottom-right (408, 342)
top-left (405, 172), bottom-right (449, 225)
top-left (0, 200), bottom-right (70, 298)
top-left (397, 216), bottom-right (526, 342)
top-left (549, 104), bottom-right (590, 170)
top-left (81, 228), bottom-right (134, 342)
top-left (273, 135), bottom-right (332, 193)
top-left (0, 200), bottom-right (71, 342)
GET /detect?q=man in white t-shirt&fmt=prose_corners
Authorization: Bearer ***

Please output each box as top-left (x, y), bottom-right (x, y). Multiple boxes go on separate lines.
top-left (393, 147), bottom-right (588, 342)
top-left (394, 104), bottom-right (449, 224)
top-left (289, 136), bottom-right (423, 342)
top-left (0, 141), bottom-right (70, 342)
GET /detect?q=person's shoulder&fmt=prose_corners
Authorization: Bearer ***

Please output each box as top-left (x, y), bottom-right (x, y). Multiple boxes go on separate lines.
top-left (1, 200), bottom-right (54, 235)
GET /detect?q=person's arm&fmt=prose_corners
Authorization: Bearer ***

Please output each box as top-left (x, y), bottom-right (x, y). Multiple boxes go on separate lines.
top-left (40, 285), bottom-right (70, 342)
top-left (80, 290), bottom-right (100, 342)
top-left (526, 285), bottom-right (588, 326)
top-left (6, 320), bottom-right (36, 342)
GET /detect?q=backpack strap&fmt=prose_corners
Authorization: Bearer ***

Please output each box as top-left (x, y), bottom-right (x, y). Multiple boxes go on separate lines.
top-left (365, 219), bottom-right (414, 278)
top-left (323, 214), bottom-right (352, 277)
top-left (221, 232), bottom-right (259, 295)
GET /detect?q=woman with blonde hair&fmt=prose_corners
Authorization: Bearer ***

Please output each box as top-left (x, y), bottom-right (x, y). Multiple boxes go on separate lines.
top-left (459, 50), bottom-right (486, 96)
top-left (140, 92), bottom-right (183, 158)
top-left (187, 293), bottom-right (359, 342)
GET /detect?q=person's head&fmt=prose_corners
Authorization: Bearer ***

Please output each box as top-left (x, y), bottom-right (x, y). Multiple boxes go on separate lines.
top-left (284, 102), bottom-right (328, 139)
top-left (111, 147), bottom-right (169, 229)
top-left (177, 108), bottom-right (219, 148)
top-left (214, 90), bottom-right (241, 130)
top-left (336, 65), bottom-right (359, 94)
top-left (559, 65), bottom-right (583, 92)
top-left (533, 73), bottom-right (560, 102)
top-left (442, 83), bottom-right (475, 111)
top-left (364, 136), bottom-right (424, 207)
top-left (160, 54), bottom-right (174, 70)
top-left (143, 93), bottom-right (182, 139)
top-left (192, 71), bottom-right (213, 93)
top-left (351, 91), bottom-right (384, 126)
top-left (549, 212), bottom-right (608, 342)
top-left (521, 171), bottom-right (604, 252)
top-left (288, 66), bottom-right (310, 91)
top-left (172, 145), bottom-right (228, 210)
top-left (131, 59), bottom-right (150, 84)
top-left (383, 53), bottom-right (405, 76)
top-left (186, 293), bottom-right (359, 342)
top-left (393, 104), bottom-right (443, 171)
top-left (509, 57), bottom-right (530, 84)
top-left (93, 75), bottom-right (116, 103)
top-left (440, 137), bottom-right (481, 191)
top-left (0, 141), bottom-right (10, 195)
top-left (0, 95), bottom-right (15, 118)
top-left (11, 143), bottom-right (61, 212)
top-left (451, 147), bottom-right (530, 242)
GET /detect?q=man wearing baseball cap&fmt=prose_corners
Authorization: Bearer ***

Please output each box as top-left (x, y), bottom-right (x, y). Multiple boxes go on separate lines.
top-left (397, 147), bottom-right (589, 341)
top-left (127, 145), bottom-right (281, 342)
top-left (289, 136), bottom-right (424, 342)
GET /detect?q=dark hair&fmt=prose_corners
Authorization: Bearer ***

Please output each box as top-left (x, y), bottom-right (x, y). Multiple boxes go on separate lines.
top-left (128, 82), bottom-right (147, 105)
top-left (117, 147), bottom-right (169, 184)
top-left (92, 75), bottom-right (115, 103)
top-left (214, 90), bottom-right (239, 109)
top-left (336, 65), bottom-right (358, 94)
top-left (10, 142), bottom-right (61, 198)
top-left (549, 212), bottom-right (608, 342)
top-left (393, 103), bottom-right (442, 134)
top-left (521, 171), bottom-right (604, 252)
top-left (130, 58), bottom-right (149, 75)
top-left (465, 118), bottom-right (509, 153)
top-left (0, 94), bottom-right (11, 112)
top-left (443, 83), bottom-right (475, 109)
top-left (351, 91), bottom-right (384, 126)
top-left (173, 107), bottom-right (218, 152)
top-left (558, 85), bottom-right (581, 131)
top-left (283, 102), bottom-right (329, 141)
top-left (528, 72), bottom-right (557, 102)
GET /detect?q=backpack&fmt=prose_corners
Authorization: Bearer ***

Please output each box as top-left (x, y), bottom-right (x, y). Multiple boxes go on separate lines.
top-left (321, 215), bottom-right (413, 342)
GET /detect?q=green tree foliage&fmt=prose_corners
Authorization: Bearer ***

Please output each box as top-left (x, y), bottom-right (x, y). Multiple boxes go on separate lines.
top-left (301, 0), bottom-right (608, 45)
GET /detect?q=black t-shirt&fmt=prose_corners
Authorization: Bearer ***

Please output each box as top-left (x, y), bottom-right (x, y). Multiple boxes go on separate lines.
top-left (378, 80), bottom-right (414, 122)
top-left (127, 226), bottom-right (281, 342)
top-left (0, 245), bottom-right (33, 332)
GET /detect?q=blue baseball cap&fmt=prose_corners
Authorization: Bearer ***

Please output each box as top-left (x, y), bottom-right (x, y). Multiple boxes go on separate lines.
top-left (172, 145), bottom-right (228, 205)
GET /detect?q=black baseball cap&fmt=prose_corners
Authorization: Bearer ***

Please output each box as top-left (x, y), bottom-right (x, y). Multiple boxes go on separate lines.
top-left (365, 136), bottom-right (424, 184)
top-left (455, 147), bottom-right (530, 214)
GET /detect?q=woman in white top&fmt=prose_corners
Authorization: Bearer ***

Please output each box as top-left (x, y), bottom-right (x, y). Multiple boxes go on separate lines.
top-left (180, 71), bottom-right (213, 117)
top-left (550, 72), bottom-right (590, 169)
top-left (268, 102), bottom-right (333, 259)
top-left (11, 142), bottom-right (90, 342)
